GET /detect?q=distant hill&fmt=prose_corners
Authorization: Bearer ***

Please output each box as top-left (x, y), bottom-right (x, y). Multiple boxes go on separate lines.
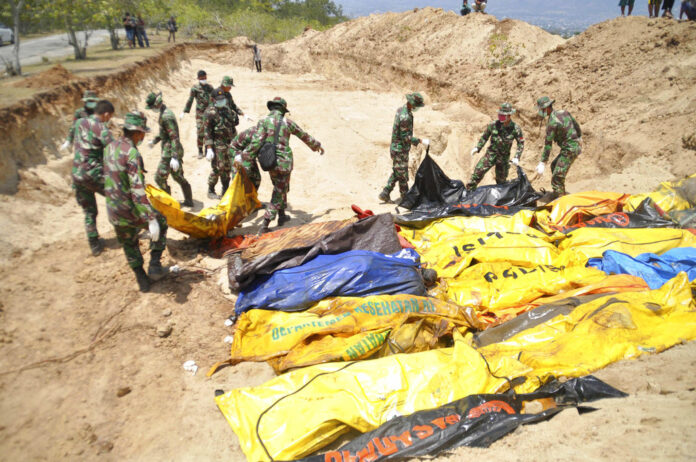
top-left (337, 0), bottom-right (651, 32)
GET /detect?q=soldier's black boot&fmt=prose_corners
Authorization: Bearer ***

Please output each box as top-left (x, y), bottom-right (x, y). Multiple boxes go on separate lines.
top-left (257, 218), bottom-right (271, 235)
top-left (197, 146), bottom-right (204, 159)
top-left (148, 249), bottom-right (168, 281)
top-left (207, 185), bottom-right (219, 200)
top-left (378, 190), bottom-right (392, 203)
top-left (133, 266), bottom-right (151, 293)
top-left (221, 178), bottom-right (230, 197)
top-left (181, 182), bottom-right (194, 207)
top-left (162, 184), bottom-right (171, 195)
top-left (88, 237), bottom-right (103, 256)
top-left (277, 209), bottom-right (289, 226)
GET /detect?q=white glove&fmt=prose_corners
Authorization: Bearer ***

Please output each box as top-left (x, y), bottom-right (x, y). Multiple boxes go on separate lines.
top-left (170, 157), bottom-right (180, 171)
top-left (535, 162), bottom-right (545, 175)
top-left (60, 140), bottom-right (70, 151)
top-left (179, 112), bottom-right (185, 120)
top-left (147, 140), bottom-right (155, 148)
top-left (511, 157), bottom-right (519, 166)
top-left (422, 138), bottom-right (430, 146)
top-left (148, 219), bottom-right (160, 242)
top-left (206, 148), bottom-right (215, 161)
top-left (243, 114), bottom-right (254, 122)
top-left (233, 154), bottom-right (242, 164)
top-left (470, 147), bottom-right (478, 156)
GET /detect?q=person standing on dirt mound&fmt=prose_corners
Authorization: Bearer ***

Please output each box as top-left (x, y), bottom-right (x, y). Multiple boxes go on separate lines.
top-left (232, 126), bottom-right (262, 191)
top-left (104, 111), bottom-right (168, 293)
top-left (379, 92), bottom-right (425, 204)
top-left (461, 0), bottom-right (472, 15)
top-left (473, 0), bottom-right (487, 13)
top-left (71, 99), bottom-right (115, 256)
top-left (204, 89), bottom-right (239, 199)
top-left (253, 45), bottom-right (262, 72)
top-left (649, 0), bottom-right (663, 18)
top-left (145, 91), bottom-right (193, 207)
top-left (60, 90), bottom-right (99, 151)
top-left (534, 96), bottom-right (582, 198)
top-left (619, 0), bottom-right (635, 16)
top-left (241, 97), bottom-right (324, 234)
top-left (216, 76), bottom-right (245, 122)
top-left (181, 70), bottom-right (214, 159)
top-left (466, 102), bottom-right (525, 191)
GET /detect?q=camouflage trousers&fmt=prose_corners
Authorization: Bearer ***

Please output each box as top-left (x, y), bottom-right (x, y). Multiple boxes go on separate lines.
top-left (208, 144), bottom-right (233, 189)
top-left (155, 144), bottom-right (188, 194)
top-left (236, 158), bottom-right (262, 191)
top-left (73, 179), bottom-right (104, 240)
top-left (550, 146), bottom-right (581, 195)
top-left (195, 112), bottom-right (206, 151)
top-left (263, 169), bottom-right (291, 221)
top-left (466, 150), bottom-right (513, 190)
top-left (383, 149), bottom-right (409, 196)
top-left (113, 213), bottom-right (168, 269)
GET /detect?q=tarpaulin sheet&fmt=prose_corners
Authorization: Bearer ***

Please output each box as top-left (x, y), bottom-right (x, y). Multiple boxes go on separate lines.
top-left (540, 198), bottom-right (677, 235)
top-left (395, 203), bottom-right (535, 228)
top-left (215, 274), bottom-right (696, 461)
top-left (588, 247), bottom-right (696, 289)
top-left (535, 191), bottom-right (630, 231)
top-left (227, 294), bottom-right (480, 372)
top-left (228, 214), bottom-right (402, 290)
top-left (555, 227), bottom-right (696, 267)
top-left (625, 173), bottom-right (696, 213)
top-left (434, 262), bottom-right (608, 317)
top-left (146, 169), bottom-right (261, 240)
top-left (297, 376), bottom-right (626, 462)
top-left (399, 154), bottom-right (541, 211)
top-left (415, 231), bottom-right (558, 279)
top-left (234, 249), bottom-right (426, 315)
top-left (398, 210), bottom-right (552, 250)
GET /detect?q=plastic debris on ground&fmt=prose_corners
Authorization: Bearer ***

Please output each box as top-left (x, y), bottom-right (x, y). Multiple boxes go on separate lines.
top-left (146, 169), bottom-right (261, 240)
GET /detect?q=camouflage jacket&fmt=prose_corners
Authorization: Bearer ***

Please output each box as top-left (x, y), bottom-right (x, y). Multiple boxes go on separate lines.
top-left (390, 105), bottom-right (419, 152)
top-left (72, 114), bottom-right (113, 185)
top-left (66, 106), bottom-right (91, 144)
top-left (241, 109), bottom-right (321, 173)
top-left (104, 136), bottom-right (157, 228)
top-left (183, 82), bottom-right (214, 114)
top-left (230, 126), bottom-right (258, 154)
top-left (542, 110), bottom-right (582, 162)
top-left (153, 106), bottom-right (183, 159)
top-left (476, 120), bottom-right (525, 159)
top-left (203, 106), bottom-right (237, 148)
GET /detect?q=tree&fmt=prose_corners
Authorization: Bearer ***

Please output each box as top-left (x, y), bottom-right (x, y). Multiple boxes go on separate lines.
top-left (37, 0), bottom-right (110, 59)
top-left (6, 0), bottom-right (26, 75)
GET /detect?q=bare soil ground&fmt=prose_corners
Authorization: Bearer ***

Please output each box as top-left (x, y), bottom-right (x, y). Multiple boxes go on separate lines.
top-left (0, 8), bottom-right (695, 461)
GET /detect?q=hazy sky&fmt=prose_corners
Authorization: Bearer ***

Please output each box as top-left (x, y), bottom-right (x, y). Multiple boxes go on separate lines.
top-left (336, 0), bottom-right (653, 27)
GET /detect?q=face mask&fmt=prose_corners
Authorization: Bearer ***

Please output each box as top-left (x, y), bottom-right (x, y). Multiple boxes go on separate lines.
top-left (199, 79), bottom-right (207, 85)
top-left (498, 114), bottom-right (509, 123)
top-left (538, 109), bottom-right (546, 118)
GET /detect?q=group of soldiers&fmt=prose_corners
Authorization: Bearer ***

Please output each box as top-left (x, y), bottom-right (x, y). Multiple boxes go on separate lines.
top-left (380, 93), bottom-right (582, 203)
top-left (62, 69), bottom-right (324, 291)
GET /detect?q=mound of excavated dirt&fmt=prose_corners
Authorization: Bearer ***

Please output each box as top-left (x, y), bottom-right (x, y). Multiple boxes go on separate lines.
top-left (14, 64), bottom-right (78, 89)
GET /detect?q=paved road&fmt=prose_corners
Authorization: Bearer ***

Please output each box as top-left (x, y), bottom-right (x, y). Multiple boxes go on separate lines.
top-left (0, 30), bottom-right (109, 67)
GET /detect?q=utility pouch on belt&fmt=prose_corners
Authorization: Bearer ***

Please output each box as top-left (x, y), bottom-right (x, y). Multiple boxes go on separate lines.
top-left (259, 116), bottom-right (282, 171)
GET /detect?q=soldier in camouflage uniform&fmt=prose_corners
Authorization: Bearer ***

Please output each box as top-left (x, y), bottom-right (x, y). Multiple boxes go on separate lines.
top-left (217, 76), bottom-right (245, 122)
top-left (240, 97), bottom-right (324, 233)
top-left (204, 89), bottom-right (239, 199)
top-left (379, 92), bottom-right (425, 204)
top-left (534, 96), bottom-right (582, 196)
top-left (61, 90), bottom-right (99, 151)
top-left (72, 100), bottom-right (115, 256)
top-left (466, 102), bottom-right (525, 191)
top-left (145, 91), bottom-right (194, 207)
top-left (104, 111), bottom-right (168, 293)
top-left (230, 126), bottom-right (262, 190)
top-left (181, 70), bottom-right (214, 158)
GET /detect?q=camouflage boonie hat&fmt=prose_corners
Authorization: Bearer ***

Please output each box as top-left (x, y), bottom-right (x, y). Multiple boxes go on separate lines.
top-left (82, 90), bottom-right (97, 101)
top-left (267, 96), bottom-right (289, 113)
top-left (498, 102), bottom-right (515, 115)
top-left (406, 92), bottom-right (425, 108)
top-left (145, 91), bottom-right (163, 110)
top-left (536, 96), bottom-right (555, 109)
top-left (221, 76), bottom-right (234, 87)
top-left (122, 111), bottom-right (150, 132)
top-left (213, 88), bottom-right (227, 108)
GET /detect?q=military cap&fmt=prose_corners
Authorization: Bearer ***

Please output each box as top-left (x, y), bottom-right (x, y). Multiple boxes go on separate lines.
top-left (145, 91), bottom-right (163, 110)
top-left (122, 110), bottom-right (150, 132)
top-left (266, 96), bottom-right (289, 114)
top-left (197, 69), bottom-right (207, 78)
top-left (498, 102), bottom-right (516, 115)
top-left (213, 88), bottom-right (227, 107)
top-left (82, 90), bottom-right (98, 101)
top-left (221, 76), bottom-right (234, 87)
top-left (406, 92), bottom-right (425, 108)
top-left (536, 96), bottom-right (555, 109)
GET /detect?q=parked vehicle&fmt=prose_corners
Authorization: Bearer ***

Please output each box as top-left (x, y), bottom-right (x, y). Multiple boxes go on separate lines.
top-left (0, 23), bottom-right (14, 46)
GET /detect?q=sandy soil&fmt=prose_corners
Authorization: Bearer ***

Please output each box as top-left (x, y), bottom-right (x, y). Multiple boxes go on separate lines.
top-left (1, 9), bottom-right (695, 462)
